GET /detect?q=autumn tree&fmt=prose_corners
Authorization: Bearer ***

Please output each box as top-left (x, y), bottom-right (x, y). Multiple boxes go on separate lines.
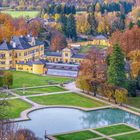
top-left (110, 26), bottom-right (140, 55)
top-left (77, 47), bottom-right (107, 96)
top-left (0, 13), bottom-right (42, 42)
top-left (100, 83), bottom-right (115, 102)
top-left (50, 29), bottom-right (67, 51)
top-left (76, 76), bottom-right (92, 94)
top-left (115, 88), bottom-right (128, 105)
top-left (76, 14), bottom-right (90, 34)
top-left (3, 71), bottom-right (13, 89)
top-left (28, 20), bottom-right (41, 36)
top-left (87, 13), bottom-right (98, 35)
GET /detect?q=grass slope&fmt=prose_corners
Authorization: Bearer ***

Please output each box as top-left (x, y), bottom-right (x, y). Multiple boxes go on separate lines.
top-left (7, 99), bottom-right (32, 119)
top-left (127, 97), bottom-right (140, 108)
top-left (9, 71), bottom-right (73, 88)
top-left (28, 93), bottom-right (106, 108)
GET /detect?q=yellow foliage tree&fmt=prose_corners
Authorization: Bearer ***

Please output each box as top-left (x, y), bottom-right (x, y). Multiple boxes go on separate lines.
top-left (115, 88), bottom-right (128, 105)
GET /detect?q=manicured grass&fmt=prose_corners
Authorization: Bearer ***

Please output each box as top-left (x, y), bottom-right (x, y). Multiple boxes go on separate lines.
top-left (127, 97), bottom-right (140, 108)
top-left (28, 93), bottom-right (107, 108)
top-left (1, 10), bottom-right (39, 18)
top-left (9, 71), bottom-right (73, 88)
top-left (6, 99), bottom-right (32, 119)
top-left (0, 92), bottom-right (13, 98)
top-left (15, 86), bottom-right (66, 96)
top-left (79, 45), bottom-right (106, 53)
top-left (55, 130), bottom-right (100, 140)
top-left (112, 132), bottom-right (140, 140)
top-left (95, 124), bottom-right (136, 136)
top-left (79, 45), bottom-right (93, 53)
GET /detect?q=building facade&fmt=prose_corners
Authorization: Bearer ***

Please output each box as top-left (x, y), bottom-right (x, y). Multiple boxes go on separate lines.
top-left (0, 35), bottom-right (44, 70)
top-left (16, 60), bottom-right (80, 77)
top-left (16, 48), bottom-right (85, 77)
top-left (46, 48), bottom-right (86, 64)
top-left (69, 35), bottom-right (110, 47)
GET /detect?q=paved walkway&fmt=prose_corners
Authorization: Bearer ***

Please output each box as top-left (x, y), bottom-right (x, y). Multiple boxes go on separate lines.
top-left (12, 84), bottom-right (59, 90)
top-left (0, 90), bottom-right (72, 101)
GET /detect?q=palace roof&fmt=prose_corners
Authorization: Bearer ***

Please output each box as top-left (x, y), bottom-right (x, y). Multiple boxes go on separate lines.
top-left (0, 35), bottom-right (44, 51)
top-left (46, 52), bottom-right (62, 57)
top-left (94, 35), bottom-right (108, 40)
top-left (0, 41), bottom-right (13, 50)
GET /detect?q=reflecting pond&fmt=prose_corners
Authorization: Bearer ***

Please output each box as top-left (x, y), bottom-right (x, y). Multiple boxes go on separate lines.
top-left (17, 108), bottom-right (140, 138)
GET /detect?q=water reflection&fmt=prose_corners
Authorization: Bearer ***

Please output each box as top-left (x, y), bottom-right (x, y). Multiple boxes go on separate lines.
top-left (17, 108), bottom-right (140, 138)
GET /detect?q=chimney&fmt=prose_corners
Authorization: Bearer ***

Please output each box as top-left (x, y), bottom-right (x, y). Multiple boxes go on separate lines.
top-left (12, 42), bottom-right (16, 48)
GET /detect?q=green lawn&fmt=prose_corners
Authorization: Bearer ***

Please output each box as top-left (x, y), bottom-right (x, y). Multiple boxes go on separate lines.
top-left (126, 97), bottom-right (140, 108)
top-left (6, 99), bottom-right (32, 119)
top-left (9, 71), bottom-right (73, 88)
top-left (112, 132), bottom-right (140, 140)
top-left (15, 86), bottom-right (66, 96)
top-left (79, 45), bottom-right (107, 53)
top-left (0, 92), bottom-right (13, 98)
top-left (55, 130), bottom-right (101, 140)
top-left (28, 93), bottom-right (107, 108)
top-left (95, 124), bottom-right (136, 136)
top-left (1, 10), bottom-right (39, 18)
top-left (79, 45), bottom-right (93, 53)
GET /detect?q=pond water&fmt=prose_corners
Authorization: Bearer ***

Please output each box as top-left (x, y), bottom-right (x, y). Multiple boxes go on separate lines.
top-left (17, 108), bottom-right (140, 138)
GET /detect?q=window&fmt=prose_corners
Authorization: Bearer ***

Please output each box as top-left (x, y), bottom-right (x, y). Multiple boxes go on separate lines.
top-left (15, 53), bottom-right (17, 58)
top-left (0, 53), bottom-right (6, 59)
top-left (0, 61), bottom-right (5, 64)
top-left (24, 52), bottom-right (27, 56)
top-left (65, 53), bottom-right (68, 57)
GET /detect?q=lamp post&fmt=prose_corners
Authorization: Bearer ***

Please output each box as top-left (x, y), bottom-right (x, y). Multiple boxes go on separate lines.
top-left (44, 130), bottom-right (48, 140)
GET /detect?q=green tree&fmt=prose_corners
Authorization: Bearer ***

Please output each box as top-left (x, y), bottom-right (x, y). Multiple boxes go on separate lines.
top-left (107, 44), bottom-right (126, 87)
top-left (126, 80), bottom-right (137, 97)
top-left (60, 14), bottom-right (67, 36)
top-left (137, 20), bottom-right (140, 27)
top-left (66, 14), bottom-right (77, 41)
top-left (129, 22), bottom-right (135, 29)
top-left (137, 70), bottom-right (140, 90)
top-left (3, 71), bottom-right (13, 89)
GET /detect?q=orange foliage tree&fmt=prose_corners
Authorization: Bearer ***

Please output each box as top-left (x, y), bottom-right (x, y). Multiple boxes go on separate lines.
top-left (0, 13), bottom-right (41, 43)
top-left (110, 26), bottom-right (140, 55)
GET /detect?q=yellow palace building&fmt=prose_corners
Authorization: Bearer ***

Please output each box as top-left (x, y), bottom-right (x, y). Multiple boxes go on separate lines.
top-left (0, 35), bottom-right (44, 70)
top-left (46, 48), bottom-right (86, 63)
top-left (16, 48), bottom-right (86, 77)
